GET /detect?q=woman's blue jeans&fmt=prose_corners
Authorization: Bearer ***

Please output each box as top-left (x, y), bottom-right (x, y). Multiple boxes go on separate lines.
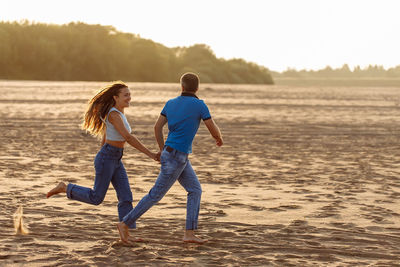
top-left (122, 146), bottom-right (202, 230)
top-left (66, 143), bottom-right (134, 228)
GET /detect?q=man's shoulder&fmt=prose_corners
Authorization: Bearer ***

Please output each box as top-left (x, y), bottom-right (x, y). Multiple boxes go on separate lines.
top-left (185, 96), bottom-right (206, 104)
top-left (166, 96), bottom-right (181, 103)
top-left (167, 96), bottom-right (205, 103)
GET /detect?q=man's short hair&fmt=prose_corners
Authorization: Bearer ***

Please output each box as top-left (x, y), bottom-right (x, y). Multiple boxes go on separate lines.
top-left (180, 72), bottom-right (199, 92)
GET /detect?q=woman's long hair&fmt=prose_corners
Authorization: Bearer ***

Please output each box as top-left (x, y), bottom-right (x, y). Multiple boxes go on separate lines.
top-left (82, 81), bottom-right (127, 138)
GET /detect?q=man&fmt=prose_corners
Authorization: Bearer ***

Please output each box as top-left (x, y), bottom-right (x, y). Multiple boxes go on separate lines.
top-left (117, 72), bottom-right (223, 244)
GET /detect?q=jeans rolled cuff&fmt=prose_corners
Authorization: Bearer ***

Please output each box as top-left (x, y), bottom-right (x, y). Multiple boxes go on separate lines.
top-left (186, 220), bottom-right (198, 230)
top-left (123, 218), bottom-right (137, 229)
top-left (66, 183), bottom-right (74, 199)
top-left (127, 222), bottom-right (136, 229)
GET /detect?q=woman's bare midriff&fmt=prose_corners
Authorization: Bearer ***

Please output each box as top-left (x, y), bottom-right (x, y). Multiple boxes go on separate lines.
top-left (106, 140), bottom-right (126, 148)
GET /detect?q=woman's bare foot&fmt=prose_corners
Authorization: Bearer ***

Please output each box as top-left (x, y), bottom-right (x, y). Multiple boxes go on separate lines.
top-left (183, 230), bottom-right (208, 244)
top-left (117, 222), bottom-right (130, 244)
top-left (46, 182), bottom-right (67, 198)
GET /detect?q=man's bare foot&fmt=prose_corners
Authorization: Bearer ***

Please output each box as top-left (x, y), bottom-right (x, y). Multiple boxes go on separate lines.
top-left (117, 222), bottom-right (130, 244)
top-left (128, 236), bottom-right (145, 242)
top-left (46, 182), bottom-right (67, 198)
top-left (183, 230), bottom-right (208, 244)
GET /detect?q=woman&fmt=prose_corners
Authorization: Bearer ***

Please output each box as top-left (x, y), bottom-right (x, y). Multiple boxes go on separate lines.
top-left (47, 81), bottom-right (159, 231)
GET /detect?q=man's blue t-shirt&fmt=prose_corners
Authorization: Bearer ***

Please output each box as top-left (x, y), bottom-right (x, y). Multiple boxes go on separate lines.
top-left (161, 92), bottom-right (211, 154)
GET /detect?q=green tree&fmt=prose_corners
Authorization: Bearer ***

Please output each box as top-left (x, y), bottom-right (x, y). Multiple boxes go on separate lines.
top-left (0, 21), bottom-right (274, 84)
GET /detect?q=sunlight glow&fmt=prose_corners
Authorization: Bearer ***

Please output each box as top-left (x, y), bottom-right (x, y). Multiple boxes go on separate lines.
top-left (1, 0), bottom-right (399, 71)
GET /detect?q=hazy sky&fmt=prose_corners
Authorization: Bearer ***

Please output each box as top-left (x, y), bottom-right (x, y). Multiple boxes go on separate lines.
top-left (1, 0), bottom-right (399, 71)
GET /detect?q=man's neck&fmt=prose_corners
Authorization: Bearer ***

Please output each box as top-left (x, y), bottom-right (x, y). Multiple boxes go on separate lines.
top-left (181, 91), bottom-right (198, 98)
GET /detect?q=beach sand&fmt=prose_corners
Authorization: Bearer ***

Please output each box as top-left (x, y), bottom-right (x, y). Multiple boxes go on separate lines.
top-left (0, 81), bottom-right (399, 266)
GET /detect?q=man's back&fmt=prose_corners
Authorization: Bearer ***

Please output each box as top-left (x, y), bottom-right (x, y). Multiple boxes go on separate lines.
top-left (161, 92), bottom-right (211, 154)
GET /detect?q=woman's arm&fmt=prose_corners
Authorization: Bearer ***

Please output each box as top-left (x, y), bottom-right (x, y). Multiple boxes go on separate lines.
top-left (101, 131), bottom-right (106, 146)
top-left (108, 111), bottom-right (157, 160)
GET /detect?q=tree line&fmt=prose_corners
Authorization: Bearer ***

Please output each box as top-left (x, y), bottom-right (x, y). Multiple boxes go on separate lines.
top-left (272, 64), bottom-right (400, 78)
top-left (0, 21), bottom-right (274, 84)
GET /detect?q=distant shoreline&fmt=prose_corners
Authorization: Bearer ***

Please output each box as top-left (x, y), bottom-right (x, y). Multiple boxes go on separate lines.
top-left (273, 77), bottom-right (400, 87)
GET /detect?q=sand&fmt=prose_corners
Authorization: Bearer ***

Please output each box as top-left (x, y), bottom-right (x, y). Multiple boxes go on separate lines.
top-left (0, 80), bottom-right (399, 266)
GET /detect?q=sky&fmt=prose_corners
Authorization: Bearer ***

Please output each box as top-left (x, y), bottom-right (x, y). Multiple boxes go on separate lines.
top-left (1, 0), bottom-right (399, 72)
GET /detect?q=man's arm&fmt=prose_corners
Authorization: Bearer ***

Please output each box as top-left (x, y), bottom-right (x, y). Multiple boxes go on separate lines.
top-left (203, 118), bottom-right (223, 146)
top-left (154, 115), bottom-right (168, 151)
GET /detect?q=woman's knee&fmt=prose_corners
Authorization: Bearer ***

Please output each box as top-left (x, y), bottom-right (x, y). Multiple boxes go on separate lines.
top-left (91, 194), bottom-right (105, 205)
top-left (93, 198), bottom-right (104, 205)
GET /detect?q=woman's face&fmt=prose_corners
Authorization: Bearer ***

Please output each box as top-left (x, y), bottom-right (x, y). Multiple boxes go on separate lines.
top-left (114, 87), bottom-right (131, 108)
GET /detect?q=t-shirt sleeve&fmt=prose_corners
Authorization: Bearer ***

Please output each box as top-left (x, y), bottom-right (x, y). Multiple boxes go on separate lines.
top-left (200, 101), bottom-right (212, 121)
top-left (160, 102), bottom-right (168, 117)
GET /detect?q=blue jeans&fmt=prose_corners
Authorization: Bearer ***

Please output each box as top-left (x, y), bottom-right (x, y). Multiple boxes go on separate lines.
top-left (66, 143), bottom-right (134, 228)
top-left (122, 146), bottom-right (202, 230)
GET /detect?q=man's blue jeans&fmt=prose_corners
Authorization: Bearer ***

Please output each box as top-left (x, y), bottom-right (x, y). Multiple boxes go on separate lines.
top-left (122, 146), bottom-right (202, 230)
top-left (66, 143), bottom-right (134, 227)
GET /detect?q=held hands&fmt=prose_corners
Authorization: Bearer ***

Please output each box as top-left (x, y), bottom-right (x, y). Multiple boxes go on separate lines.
top-left (155, 151), bottom-right (161, 162)
top-left (149, 151), bottom-right (161, 162)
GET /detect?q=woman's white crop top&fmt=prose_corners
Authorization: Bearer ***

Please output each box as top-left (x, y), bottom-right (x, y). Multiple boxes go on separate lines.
top-left (105, 107), bottom-right (132, 141)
